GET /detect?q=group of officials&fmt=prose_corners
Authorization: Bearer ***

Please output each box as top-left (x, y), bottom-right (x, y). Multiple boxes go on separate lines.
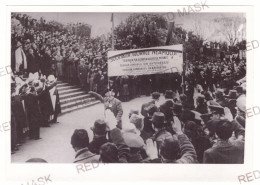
top-left (11, 73), bottom-right (61, 154)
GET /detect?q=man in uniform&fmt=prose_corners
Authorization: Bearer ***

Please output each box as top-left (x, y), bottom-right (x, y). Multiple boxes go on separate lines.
top-left (89, 90), bottom-right (123, 129)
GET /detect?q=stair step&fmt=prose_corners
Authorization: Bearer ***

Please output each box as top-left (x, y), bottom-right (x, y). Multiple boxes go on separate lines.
top-left (57, 82), bottom-right (70, 87)
top-left (61, 97), bottom-right (96, 109)
top-left (57, 85), bottom-right (79, 91)
top-left (58, 88), bottom-right (83, 95)
top-left (59, 91), bottom-right (86, 100)
top-left (60, 100), bottom-right (100, 115)
top-left (60, 94), bottom-right (92, 105)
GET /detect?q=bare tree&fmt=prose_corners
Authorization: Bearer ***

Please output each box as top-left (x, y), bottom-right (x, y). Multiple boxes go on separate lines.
top-left (214, 15), bottom-right (246, 46)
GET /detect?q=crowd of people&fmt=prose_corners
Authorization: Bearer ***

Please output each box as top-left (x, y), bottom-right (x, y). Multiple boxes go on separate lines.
top-left (11, 73), bottom-right (61, 154)
top-left (69, 77), bottom-right (246, 163)
top-left (10, 13), bottom-right (246, 163)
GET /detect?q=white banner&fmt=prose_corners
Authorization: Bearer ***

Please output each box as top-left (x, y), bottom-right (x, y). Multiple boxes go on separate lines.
top-left (107, 45), bottom-right (183, 76)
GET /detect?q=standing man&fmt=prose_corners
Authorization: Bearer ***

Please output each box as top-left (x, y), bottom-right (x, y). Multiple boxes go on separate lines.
top-left (89, 90), bottom-right (123, 129)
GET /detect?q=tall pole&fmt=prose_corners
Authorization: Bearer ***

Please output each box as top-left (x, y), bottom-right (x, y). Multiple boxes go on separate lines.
top-left (111, 13), bottom-right (115, 50)
top-left (108, 13), bottom-right (115, 91)
top-left (166, 22), bottom-right (174, 46)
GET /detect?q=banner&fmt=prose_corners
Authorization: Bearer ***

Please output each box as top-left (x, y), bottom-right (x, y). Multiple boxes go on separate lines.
top-left (107, 45), bottom-right (183, 76)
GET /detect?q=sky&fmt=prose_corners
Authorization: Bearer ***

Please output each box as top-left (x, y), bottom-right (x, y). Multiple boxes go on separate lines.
top-left (23, 12), bottom-right (246, 42)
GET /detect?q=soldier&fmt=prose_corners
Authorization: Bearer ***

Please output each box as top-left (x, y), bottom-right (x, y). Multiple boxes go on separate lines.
top-left (89, 90), bottom-right (123, 129)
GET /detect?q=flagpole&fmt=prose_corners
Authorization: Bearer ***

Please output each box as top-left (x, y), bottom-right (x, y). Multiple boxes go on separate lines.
top-left (111, 13), bottom-right (115, 50)
top-left (108, 13), bottom-right (115, 92)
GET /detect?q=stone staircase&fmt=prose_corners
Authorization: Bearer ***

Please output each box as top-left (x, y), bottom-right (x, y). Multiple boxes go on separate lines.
top-left (57, 81), bottom-right (100, 115)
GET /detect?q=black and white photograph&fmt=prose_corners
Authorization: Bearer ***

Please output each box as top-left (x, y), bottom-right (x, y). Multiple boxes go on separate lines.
top-left (10, 11), bottom-right (247, 165)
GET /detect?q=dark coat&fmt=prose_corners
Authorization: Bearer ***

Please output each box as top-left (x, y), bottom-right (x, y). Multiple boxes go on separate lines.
top-left (141, 100), bottom-right (155, 117)
top-left (41, 54), bottom-right (53, 76)
top-left (195, 104), bottom-right (208, 114)
top-left (24, 92), bottom-right (43, 129)
top-left (203, 139), bottom-right (244, 164)
top-left (216, 98), bottom-right (228, 108)
top-left (89, 136), bottom-right (109, 154)
top-left (143, 117), bottom-right (155, 136)
top-left (53, 88), bottom-right (61, 115)
top-left (73, 147), bottom-right (100, 163)
top-left (38, 86), bottom-right (54, 116)
top-left (190, 136), bottom-right (212, 163)
top-left (184, 85), bottom-right (194, 102)
top-left (160, 100), bottom-right (174, 123)
top-left (27, 54), bottom-right (39, 73)
top-left (11, 95), bottom-right (28, 129)
top-left (128, 150), bottom-right (144, 163)
top-left (152, 128), bottom-right (173, 149)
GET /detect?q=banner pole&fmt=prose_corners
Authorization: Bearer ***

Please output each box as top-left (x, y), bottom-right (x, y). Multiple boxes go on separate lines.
top-left (108, 13), bottom-right (114, 91)
top-left (182, 51), bottom-right (185, 94)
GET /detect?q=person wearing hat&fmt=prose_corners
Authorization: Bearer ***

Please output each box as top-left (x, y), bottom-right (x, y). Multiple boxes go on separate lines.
top-left (37, 76), bottom-right (56, 127)
top-left (224, 90), bottom-right (238, 118)
top-left (144, 116), bottom-right (197, 163)
top-left (142, 104), bottom-right (158, 139)
top-left (224, 90), bottom-right (238, 100)
top-left (203, 119), bottom-right (244, 164)
top-left (23, 83), bottom-right (44, 140)
top-left (197, 70), bottom-right (207, 91)
top-left (220, 70), bottom-right (235, 94)
top-left (40, 48), bottom-right (53, 77)
top-left (159, 90), bottom-right (174, 124)
top-left (151, 112), bottom-right (173, 149)
top-left (141, 92), bottom-right (160, 118)
top-left (88, 119), bottom-right (109, 154)
top-left (184, 121), bottom-right (212, 163)
top-left (172, 102), bottom-right (183, 118)
top-left (204, 104), bottom-right (244, 138)
top-left (195, 95), bottom-right (208, 114)
top-left (89, 90), bottom-right (123, 129)
top-left (71, 129), bottom-right (99, 163)
top-left (100, 128), bottom-right (130, 163)
top-left (27, 48), bottom-right (39, 74)
top-left (183, 80), bottom-right (194, 104)
top-left (11, 83), bottom-right (29, 146)
top-left (122, 130), bottom-right (146, 163)
top-left (215, 89), bottom-right (228, 108)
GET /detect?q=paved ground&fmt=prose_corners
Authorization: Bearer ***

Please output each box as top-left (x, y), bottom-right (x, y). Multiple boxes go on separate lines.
top-left (11, 95), bottom-right (166, 163)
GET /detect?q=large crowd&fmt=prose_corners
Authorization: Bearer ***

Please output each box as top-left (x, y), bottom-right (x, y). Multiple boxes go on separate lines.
top-left (11, 13), bottom-right (246, 164)
top-left (69, 76), bottom-right (246, 164)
